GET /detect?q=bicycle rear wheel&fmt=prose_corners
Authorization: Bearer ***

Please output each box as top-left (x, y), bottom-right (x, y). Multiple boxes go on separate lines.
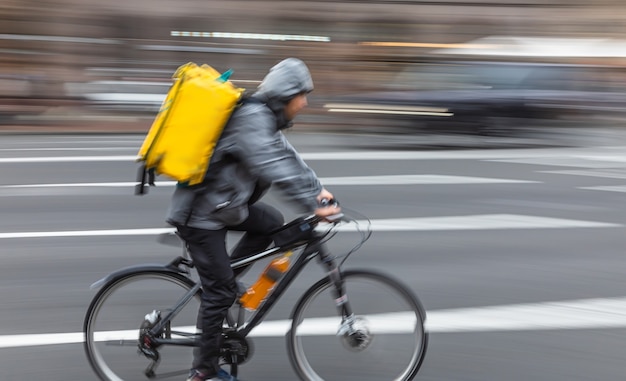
top-left (84, 271), bottom-right (201, 381)
top-left (287, 270), bottom-right (428, 381)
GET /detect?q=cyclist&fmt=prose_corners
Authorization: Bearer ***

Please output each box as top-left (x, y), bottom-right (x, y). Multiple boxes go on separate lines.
top-left (166, 57), bottom-right (341, 381)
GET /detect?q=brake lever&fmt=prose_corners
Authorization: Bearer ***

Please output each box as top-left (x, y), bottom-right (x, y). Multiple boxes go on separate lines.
top-left (324, 213), bottom-right (345, 223)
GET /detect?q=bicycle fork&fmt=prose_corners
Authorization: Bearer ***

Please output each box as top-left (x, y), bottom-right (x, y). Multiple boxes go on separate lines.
top-left (318, 247), bottom-right (374, 351)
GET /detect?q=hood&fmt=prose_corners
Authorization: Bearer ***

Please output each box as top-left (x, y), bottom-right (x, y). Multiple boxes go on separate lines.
top-left (252, 58), bottom-right (314, 129)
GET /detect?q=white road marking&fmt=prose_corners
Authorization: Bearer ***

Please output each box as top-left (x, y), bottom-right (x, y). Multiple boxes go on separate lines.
top-left (1, 148), bottom-right (623, 163)
top-left (3, 296), bottom-right (626, 348)
top-left (576, 154), bottom-right (626, 163)
top-left (0, 147), bottom-right (136, 152)
top-left (0, 228), bottom-right (174, 239)
top-left (0, 215), bottom-right (618, 239)
top-left (487, 157), bottom-right (626, 168)
top-left (300, 151), bottom-right (581, 161)
top-left (0, 182), bottom-right (149, 188)
top-left (427, 296), bottom-right (626, 333)
top-left (0, 139), bottom-right (143, 145)
top-left (540, 169), bottom-right (626, 179)
top-left (333, 215), bottom-right (620, 231)
top-left (0, 156), bottom-right (136, 163)
top-left (320, 175), bottom-right (538, 185)
top-left (0, 175), bottom-right (538, 189)
top-left (0, 332), bottom-right (85, 348)
top-left (578, 185), bottom-right (626, 193)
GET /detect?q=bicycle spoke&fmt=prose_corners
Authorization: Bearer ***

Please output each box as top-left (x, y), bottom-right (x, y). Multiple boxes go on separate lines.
top-left (84, 272), bottom-right (201, 381)
top-left (288, 270), bottom-right (427, 381)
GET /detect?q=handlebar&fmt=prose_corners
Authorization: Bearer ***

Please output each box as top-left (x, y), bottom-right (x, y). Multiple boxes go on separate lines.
top-left (316, 198), bottom-right (345, 223)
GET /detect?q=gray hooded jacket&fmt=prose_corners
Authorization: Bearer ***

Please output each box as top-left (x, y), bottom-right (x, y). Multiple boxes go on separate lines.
top-left (166, 58), bottom-right (323, 230)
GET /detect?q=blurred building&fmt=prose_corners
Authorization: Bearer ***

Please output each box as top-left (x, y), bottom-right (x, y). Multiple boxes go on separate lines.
top-left (1, 0), bottom-right (625, 128)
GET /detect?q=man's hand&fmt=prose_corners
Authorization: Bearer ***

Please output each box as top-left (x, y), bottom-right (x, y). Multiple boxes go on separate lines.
top-left (315, 188), bottom-right (342, 219)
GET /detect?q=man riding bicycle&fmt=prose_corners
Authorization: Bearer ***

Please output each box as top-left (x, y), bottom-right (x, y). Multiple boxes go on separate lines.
top-left (165, 57), bottom-right (341, 381)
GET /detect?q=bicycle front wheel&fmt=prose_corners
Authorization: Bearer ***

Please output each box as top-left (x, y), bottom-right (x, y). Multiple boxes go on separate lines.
top-left (287, 270), bottom-right (428, 381)
top-left (84, 271), bottom-right (201, 381)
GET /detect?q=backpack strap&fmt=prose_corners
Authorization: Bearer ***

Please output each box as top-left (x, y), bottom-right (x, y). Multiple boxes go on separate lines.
top-left (135, 165), bottom-right (156, 195)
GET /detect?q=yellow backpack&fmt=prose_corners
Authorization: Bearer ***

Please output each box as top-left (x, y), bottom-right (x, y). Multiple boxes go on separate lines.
top-left (135, 62), bottom-right (244, 195)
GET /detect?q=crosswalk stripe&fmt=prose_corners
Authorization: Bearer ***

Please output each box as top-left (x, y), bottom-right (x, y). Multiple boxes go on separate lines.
top-left (579, 185), bottom-right (626, 193)
top-left (334, 215), bottom-right (620, 231)
top-left (1, 148), bottom-right (621, 163)
top-left (487, 157), bottom-right (626, 168)
top-left (541, 170), bottom-right (626, 179)
top-left (0, 215), bottom-right (618, 239)
top-left (427, 296), bottom-right (626, 333)
top-left (0, 175), bottom-right (538, 189)
top-left (321, 175), bottom-right (538, 185)
top-left (0, 156), bottom-right (135, 163)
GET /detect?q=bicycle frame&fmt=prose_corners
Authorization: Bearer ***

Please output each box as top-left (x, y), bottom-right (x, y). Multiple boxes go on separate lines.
top-left (140, 219), bottom-right (352, 349)
top-left (231, 232), bottom-right (351, 337)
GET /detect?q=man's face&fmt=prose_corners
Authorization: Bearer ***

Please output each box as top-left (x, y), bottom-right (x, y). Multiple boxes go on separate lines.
top-left (284, 93), bottom-right (308, 121)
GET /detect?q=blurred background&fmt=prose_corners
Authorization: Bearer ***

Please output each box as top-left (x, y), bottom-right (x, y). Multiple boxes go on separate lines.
top-left (1, 0), bottom-right (626, 135)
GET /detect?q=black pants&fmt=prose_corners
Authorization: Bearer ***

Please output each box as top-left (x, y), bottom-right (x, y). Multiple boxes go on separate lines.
top-left (175, 202), bottom-right (284, 376)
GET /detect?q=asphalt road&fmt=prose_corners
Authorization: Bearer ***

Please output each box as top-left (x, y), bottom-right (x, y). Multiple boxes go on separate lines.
top-left (1, 130), bottom-right (626, 380)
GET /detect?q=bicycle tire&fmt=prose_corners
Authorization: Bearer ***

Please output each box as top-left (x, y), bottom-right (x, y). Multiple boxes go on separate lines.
top-left (84, 271), bottom-right (201, 381)
top-left (287, 270), bottom-right (428, 381)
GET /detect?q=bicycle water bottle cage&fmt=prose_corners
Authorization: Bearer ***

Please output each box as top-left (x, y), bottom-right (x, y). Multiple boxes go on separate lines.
top-left (271, 216), bottom-right (315, 247)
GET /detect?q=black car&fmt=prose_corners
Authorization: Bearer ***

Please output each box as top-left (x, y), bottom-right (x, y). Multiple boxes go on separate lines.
top-left (324, 61), bottom-right (626, 135)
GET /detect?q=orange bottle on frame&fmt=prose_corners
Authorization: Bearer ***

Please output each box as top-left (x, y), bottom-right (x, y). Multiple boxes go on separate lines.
top-left (239, 251), bottom-right (292, 311)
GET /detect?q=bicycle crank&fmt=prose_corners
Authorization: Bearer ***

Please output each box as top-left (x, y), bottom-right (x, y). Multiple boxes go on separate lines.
top-left (220, 330), bottom-right (253, 365)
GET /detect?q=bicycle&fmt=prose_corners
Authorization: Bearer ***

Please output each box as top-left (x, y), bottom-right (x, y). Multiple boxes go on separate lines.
top-left (83, 204), bottom-right (428, 381)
